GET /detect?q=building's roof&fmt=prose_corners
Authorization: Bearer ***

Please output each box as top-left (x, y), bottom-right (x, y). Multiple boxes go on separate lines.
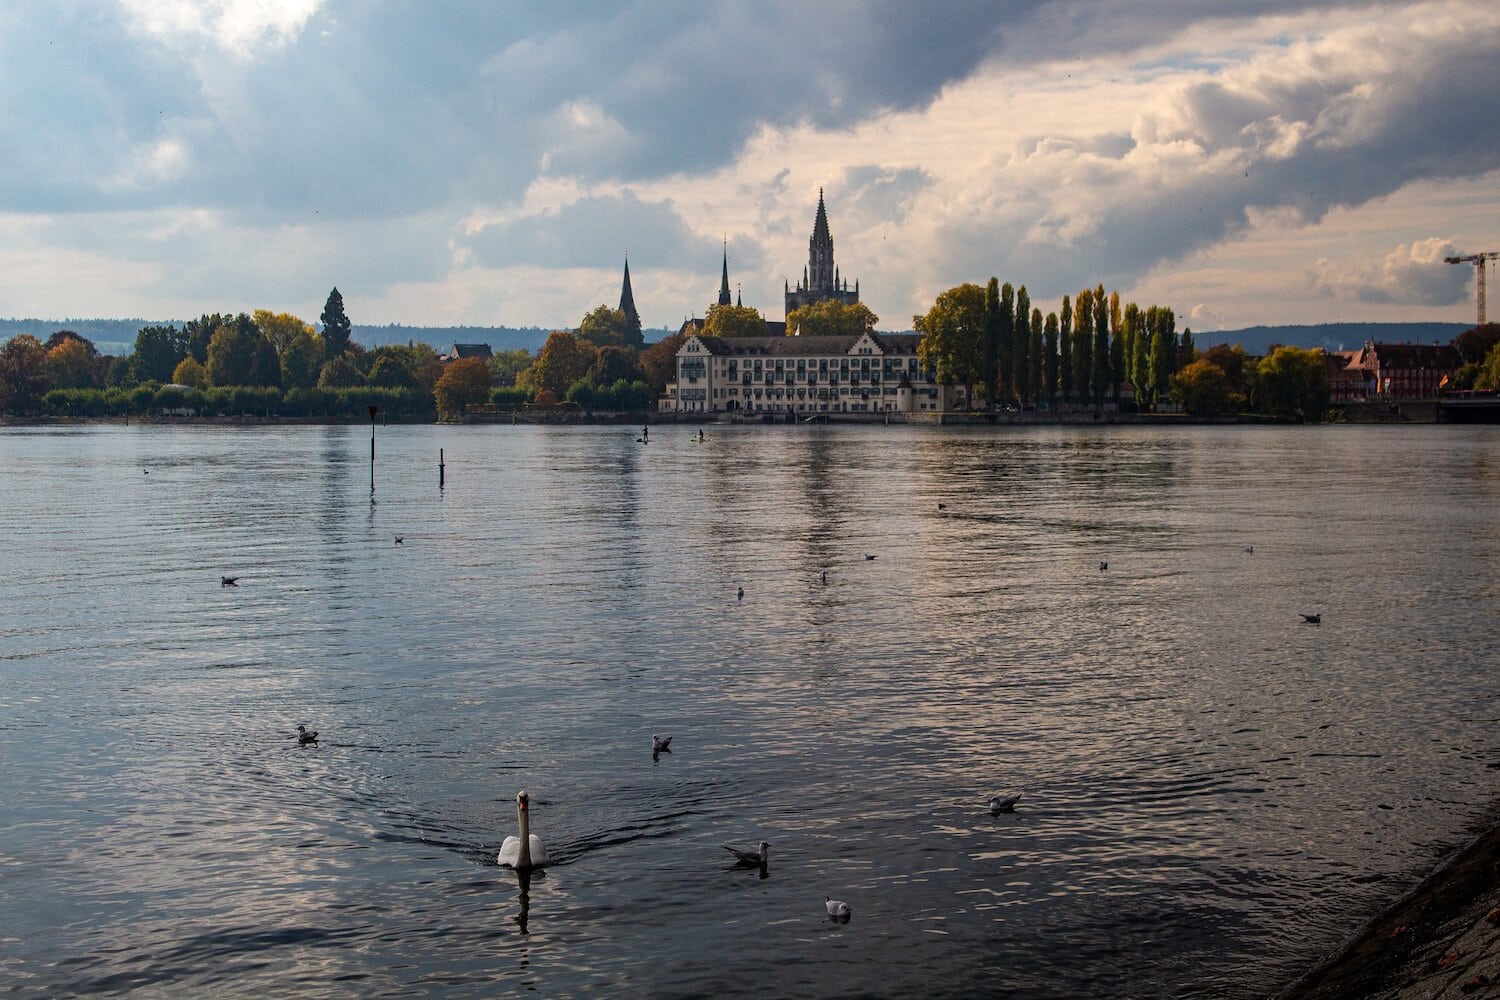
top-left (1366, 341), bottom-right (1462, 369)
top-left (686, 331), bottom-right (922, 358)
top-left (449, 343), bottom-right (492, 359)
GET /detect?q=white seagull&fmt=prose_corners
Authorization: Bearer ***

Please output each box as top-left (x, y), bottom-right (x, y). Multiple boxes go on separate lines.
top-left (826, 897), bottom-right (852, 920)
top-left (724, 842), bottom-right (770, 867)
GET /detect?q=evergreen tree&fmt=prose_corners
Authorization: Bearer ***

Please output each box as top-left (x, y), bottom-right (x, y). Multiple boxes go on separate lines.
top-left (998, 283), bottom-right (1015, 400)
top-left (1126, 303), bottom-right (1148, 401)
top-left (320, 288), bottom-right (352, 358)
top-left (1030, 307), bottom-right (1043, 402)
top-left (130, 324), bottom-right (187, 384)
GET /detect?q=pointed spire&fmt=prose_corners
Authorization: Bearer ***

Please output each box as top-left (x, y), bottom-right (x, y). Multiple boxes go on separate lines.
top-left (718, 238), bottom-right (732, 307)
top-left (736, 283), bottom-right (742, 308)
top-left (619, 254), bottom-right (640, 332)
top-left (812, 187), bottom-right (831, 246)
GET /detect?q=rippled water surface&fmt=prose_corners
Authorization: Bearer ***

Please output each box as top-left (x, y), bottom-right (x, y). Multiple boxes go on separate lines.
top-left (2, 422), bottom-right (1498, 998)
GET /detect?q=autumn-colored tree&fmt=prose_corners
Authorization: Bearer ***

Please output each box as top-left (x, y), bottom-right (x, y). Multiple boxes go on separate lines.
top-left (1171, 359), bottom-right (1236, 417)
top-left (638, 332), bottom-right (687, 394)
top-left (533, 388), bottom-right (559, 407)
top-left (45, 336), bottom-right (100, 389)
top-left (253, 310), bottom-right (315, 357)
top-left (206, 314), bottom-right (278, 387)
top-left (1072, 288), bottom-right (1094, 404)
top-left (786, 299), bottom-right (878, 337)
top-left (525, 331), bottom-right (597, 399)
top-left (317, 355), bottom-right (363, 388)
top-left (171, 356), bottom-right (209, 389)
top-left (703, 303), bottom-right (767, 339)
top-left (916, 283), bottom-right (987, 394)
top-left (434, 357), bottom-right (492, 417)
top-left (0, 334), bottom-right (48, 413)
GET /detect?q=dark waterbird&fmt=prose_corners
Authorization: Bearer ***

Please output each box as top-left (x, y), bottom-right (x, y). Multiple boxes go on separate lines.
top-left (221, 576), bottom-right (239, 587)
top-left (1098, 561), bottom-right (1108, 571)
top-left (394, 535), bottom-right (403, 545)
top-left (652, 734), bottom-right (672, 754)
top-left (989, 793), bottom-right (1022, 814)
top-left (296, 725), bottom-right (319, 745)
top-left (1300, 613), bottom-right (1322, 624)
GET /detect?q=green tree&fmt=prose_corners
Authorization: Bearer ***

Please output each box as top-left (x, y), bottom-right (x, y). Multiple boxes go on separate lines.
top-left (1126, 303), bottom-right (1148, 400)
top-left (1072, 288), bottom-right (1094, 404)
top-left (434, 357), bottom-right (492, 418)
top-left (998, 282), bottom-right (1015, 399)
top-left (1476, 340), bottom-right (1500, 390)
top-left (488, 348), bottom-right (532, 387)
top-left (1058, 295), bottom-right (1073, 403)
top-left (320, 288), bottom-right (352, 358)
top-left (253, 310), bottom-right (315, 357)
top-left (702, 303), bottom-right (768, 339)
top-left (369, 355), bottom-right (418, 390)
top-left (317, 355), bottom-right (363, 388)
top-left (1171, 359), bottom-right (1236, 416)
top-left (1013, 286), bottom-right (1031, 402)
top-left (0, 334), bottom-right (49, 413)
top-left (183, 314), bottom-right (225, 364)
top-left (1029, 307), bottom-right (1044, 403)
top-left (638, 332), bottom-right (687, 394)
top-left (1108, 291), bottom-right (1125, 404)
top-left (916, 283), bottom-right (987, 396)
top-left (525, 331), bottom-right (597, 399)
top-left (1042, 311), bottom-right (1059, 403)
top-left (1148, 306), bottom-right (1177, 406)
top-left (577, 305), bottom-right (640, 348)
top-left (587, 345), bottom-right (638, 387)
top-left (171, 356), bottom-right (210, 389)
top-left (1254, 345), bottom-right (1329, 420)
top-left (131, 324), bottom-right (188, 384)
top-left (1091, 283), bottom-right (1109, 408)
top-left (279, 330), bottom-right (324, 389)
top-left (786, 299), bottom-right (879, 337)
top-left (1454, 323), bottom-right (1500, 364)
top-left (983, 278), bottom-right (1002, 404)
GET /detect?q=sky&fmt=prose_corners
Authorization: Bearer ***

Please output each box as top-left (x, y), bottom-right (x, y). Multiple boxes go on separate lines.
top-left (2, 0), bottom-right (1498, 334)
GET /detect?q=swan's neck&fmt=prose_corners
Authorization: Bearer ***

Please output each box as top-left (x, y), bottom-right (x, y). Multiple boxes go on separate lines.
top-left (517, 802), bottom-right (532, 869)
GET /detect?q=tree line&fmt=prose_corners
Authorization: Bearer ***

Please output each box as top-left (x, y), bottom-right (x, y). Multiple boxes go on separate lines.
top-left (0, 290), bottom-right (691, 420)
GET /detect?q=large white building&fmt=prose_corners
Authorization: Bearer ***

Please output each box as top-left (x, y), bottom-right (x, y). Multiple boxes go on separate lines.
top-left (659, 331), bottom-right (966, 415)
top-left (659, 193), bottom-right (966, 416)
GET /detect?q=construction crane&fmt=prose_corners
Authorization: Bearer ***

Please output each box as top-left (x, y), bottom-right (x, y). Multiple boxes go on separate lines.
top-left (1445, 251), bottom-right (1500, 325)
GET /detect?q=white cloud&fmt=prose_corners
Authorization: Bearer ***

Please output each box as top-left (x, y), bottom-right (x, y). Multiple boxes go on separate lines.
top-left (1310, 238), bottom-right (1470, 306)
top-left (116, 0), bottom-right (321, 53)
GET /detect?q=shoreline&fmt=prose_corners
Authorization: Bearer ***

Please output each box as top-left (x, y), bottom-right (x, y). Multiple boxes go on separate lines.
top-left (1280, 815), bottom-right (1500, 998)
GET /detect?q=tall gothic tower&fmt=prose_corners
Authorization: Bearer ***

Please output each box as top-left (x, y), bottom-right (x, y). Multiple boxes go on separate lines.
top-left (717, 241), bottom-right (733, 307)
top-left (619, 256), bottom-right (642, 342)
top-left (784, 188), bottom-right (860, 322)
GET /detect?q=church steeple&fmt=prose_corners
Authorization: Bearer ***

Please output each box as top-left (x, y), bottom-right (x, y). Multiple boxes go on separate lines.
top-left (718, 240), bottom-right (732, 307)
top-left (619, 255), bottom-right (641, 338)
top-left (785, 188), bottom-right (860, 321)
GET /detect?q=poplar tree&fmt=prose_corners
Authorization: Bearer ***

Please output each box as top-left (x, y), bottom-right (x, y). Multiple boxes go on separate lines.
top-left (998, 282), bottom-right (1015, 401)
top-left (1014, 286), bottom-right (1031, 402)
top-left (1029, 308), bottom-right (1043, 403)
top-left (1092, 283), bottom-right (1109, 408)
top-left (1058, 296), bottom-right (1073, 404)
top-left (984, 278), bottom-right (1002, 406)
top-left (1108, 291), bottom-right (1125, 404)
top-left (1072, 288), bottom-right (1094, 404)
top-left (1043, 312), bottom-right (1059, 403)
top-left (1126, 303), bottom-right (1148, 402)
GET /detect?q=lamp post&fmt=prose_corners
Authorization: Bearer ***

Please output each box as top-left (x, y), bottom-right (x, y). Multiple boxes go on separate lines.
top-left (369, 404), bottom-right (378, 495)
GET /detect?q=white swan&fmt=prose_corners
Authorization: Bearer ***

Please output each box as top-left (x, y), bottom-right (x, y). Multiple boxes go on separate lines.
top-left (497, 790), bottom-right (549, 870)
top-left (826, 897), bottom-right (852, 919)
top-left (988, 793), bottom-right (1021, 814)
top-left (724, 842), bottom-right (770, 866)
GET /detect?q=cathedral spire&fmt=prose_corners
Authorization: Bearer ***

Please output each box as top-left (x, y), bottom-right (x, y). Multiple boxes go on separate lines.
top-left (718, 239), bottom-right (732, 307)
top-left (619, 255), bottom-right (641, 336)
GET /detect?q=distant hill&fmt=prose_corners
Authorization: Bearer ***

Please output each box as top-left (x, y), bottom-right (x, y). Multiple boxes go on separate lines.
top-left (1, 317), bottom-right (1476, 358)
top-left (1196, 322), bottom-right (1471, 354)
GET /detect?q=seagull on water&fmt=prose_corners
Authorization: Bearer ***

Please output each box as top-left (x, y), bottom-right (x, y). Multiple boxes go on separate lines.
top-left (221, 576), bottom-right (239, 587)
top-left (297, 725), bottom-right (319, 745)
top-left (1300, 613), bottom-right (1321, 624)
top-left (864, 554), bottom-right (877, 561)
top-left (725, 842), bottom-right (770, 867)
top-left (989, 794), bottom-right (1021, 814)
top-left (826, 897), bottom-right (852, 920)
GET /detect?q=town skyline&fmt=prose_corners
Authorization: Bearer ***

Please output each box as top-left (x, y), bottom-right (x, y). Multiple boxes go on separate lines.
top-left (2, 2), bottom-right (1496, 333)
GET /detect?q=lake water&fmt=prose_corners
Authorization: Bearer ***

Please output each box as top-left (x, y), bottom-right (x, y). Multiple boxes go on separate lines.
top-left (1, 422), bottom-right (1497, 998)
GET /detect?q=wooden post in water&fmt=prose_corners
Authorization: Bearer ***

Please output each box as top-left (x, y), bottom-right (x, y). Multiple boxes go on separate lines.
top-left (368, 404), bottom-right (378, 495)
top-left (440, 448), bottom-right (445, 490)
